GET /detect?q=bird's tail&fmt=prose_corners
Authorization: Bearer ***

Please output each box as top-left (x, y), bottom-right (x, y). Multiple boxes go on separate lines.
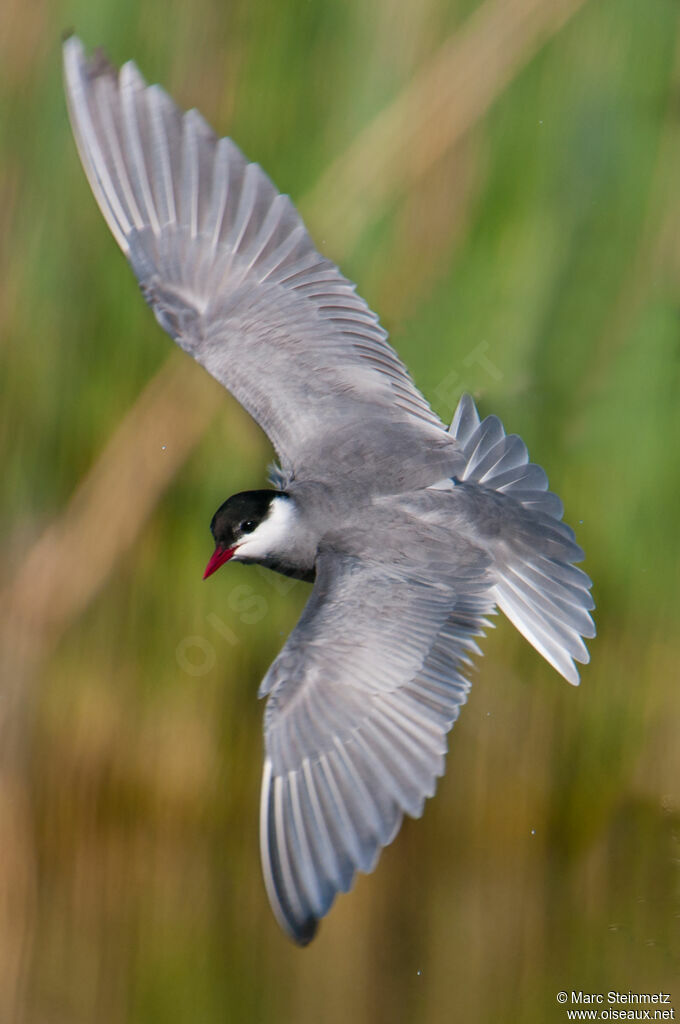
top-left (449, 394), bottom-right (595, 684)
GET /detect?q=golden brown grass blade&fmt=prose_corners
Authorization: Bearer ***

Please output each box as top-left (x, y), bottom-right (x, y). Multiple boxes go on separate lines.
top-left (306, 0), bottom-right (590, 259)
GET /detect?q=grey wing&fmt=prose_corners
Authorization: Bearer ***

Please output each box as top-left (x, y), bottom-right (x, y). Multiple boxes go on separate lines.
top-left (63, 37), bottom-right (444, 477)
top-left (258, 551), bottom-right (494, 944)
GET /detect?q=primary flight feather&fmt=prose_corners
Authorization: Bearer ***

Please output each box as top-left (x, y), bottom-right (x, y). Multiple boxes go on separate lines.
top-left (63, 36), bottom-right (594, 945)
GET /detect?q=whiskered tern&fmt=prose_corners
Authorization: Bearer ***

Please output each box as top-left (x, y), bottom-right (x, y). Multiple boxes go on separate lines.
top-left (63, 37), bottom-right (595, 945)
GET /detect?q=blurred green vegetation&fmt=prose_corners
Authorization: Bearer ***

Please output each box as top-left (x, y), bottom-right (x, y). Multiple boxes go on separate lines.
top-left (1, 0), bottom-right (679, 1021)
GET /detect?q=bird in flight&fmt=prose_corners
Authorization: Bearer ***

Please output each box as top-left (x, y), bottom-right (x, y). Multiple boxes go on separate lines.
top-left (63, 36), bottom-right (595, 945)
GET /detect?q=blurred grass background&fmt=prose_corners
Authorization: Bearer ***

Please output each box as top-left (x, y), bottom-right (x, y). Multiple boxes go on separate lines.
top-left (1, 0), bottom-right (679, 1021)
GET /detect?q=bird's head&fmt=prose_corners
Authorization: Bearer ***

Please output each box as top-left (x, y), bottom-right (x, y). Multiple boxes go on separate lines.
top-left (203, 490), bottom-right (292, 578)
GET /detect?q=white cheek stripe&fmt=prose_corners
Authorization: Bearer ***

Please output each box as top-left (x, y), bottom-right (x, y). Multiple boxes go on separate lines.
top-left (234, 497), bottom-right (295, 560)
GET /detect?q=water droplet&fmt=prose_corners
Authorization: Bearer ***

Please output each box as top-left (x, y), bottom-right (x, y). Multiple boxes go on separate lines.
top-left (416, 969), bottom-right (422, 977)
top-left (530, 829), bottom-right (536, 835)
top-left (161, 445), bottom-right (167, 451)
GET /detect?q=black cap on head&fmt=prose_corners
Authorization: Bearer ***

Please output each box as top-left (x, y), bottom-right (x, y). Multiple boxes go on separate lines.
top-left (210, 490), bottom-right (280, 549)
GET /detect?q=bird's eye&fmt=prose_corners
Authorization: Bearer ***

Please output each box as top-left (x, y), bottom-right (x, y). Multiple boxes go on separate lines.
top-left (240, 520), bottom-right (256, 534)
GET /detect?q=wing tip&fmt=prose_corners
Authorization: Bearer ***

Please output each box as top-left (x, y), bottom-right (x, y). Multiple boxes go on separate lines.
top-left (62, 33), bottom-right (84, 88)
top-left (288, 915), bottom-right (319, 947)
top-left (259, 759), bottom-right (321, 947)
top-left (63, 34), bottom-right (117, 86)
top-left (62, 31), bottom-right (82, 56)
top-left (560, 662), bottom-right (582, 687)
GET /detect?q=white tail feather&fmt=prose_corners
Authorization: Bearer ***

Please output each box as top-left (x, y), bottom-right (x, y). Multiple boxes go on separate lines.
top-left (449, 394), bottom-right (594, 684)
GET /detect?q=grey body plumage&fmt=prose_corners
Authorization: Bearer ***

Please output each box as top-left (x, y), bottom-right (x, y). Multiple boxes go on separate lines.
top-left (63, 37), bottom-right (595, 945)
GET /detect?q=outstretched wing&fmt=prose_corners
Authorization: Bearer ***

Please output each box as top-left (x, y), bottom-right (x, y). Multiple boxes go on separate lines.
top-left (259, 550), bottom-right (494, 944)
top-left (63, 37), bottom-right (444, 477)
